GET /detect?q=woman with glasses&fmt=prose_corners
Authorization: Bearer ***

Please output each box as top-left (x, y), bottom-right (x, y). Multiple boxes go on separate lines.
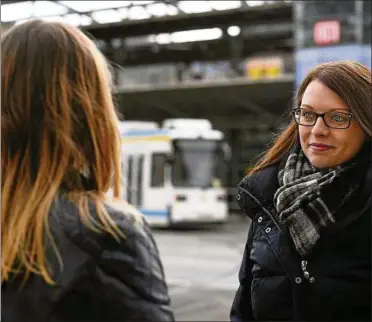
top-left (230, 61), bottom-right (371, 321)
top-left (1, 20), bottom-right (174, 321)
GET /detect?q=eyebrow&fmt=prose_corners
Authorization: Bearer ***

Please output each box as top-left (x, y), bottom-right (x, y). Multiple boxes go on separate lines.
top-left (300, 104), bottom-right (349, 112)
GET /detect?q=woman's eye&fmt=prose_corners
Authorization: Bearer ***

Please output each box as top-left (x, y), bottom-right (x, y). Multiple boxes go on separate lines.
top-left (303, 112), bottom-right (314, 119)
top-left (331, 114), bottom-right (347, 122)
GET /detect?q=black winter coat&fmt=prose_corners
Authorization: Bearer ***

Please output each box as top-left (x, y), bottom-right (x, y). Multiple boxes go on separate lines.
top-left (2, 197), bottom-right (175, 322)
top-left (230, 160), bottom-right (372, 321)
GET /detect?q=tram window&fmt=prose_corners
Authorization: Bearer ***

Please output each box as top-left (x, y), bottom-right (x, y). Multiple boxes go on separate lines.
top-left (151, 154), bottom-right (166, 187)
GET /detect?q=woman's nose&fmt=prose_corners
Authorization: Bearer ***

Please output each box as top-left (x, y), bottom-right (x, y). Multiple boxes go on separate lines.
top-left (311, 116), bottom-right (329, 135)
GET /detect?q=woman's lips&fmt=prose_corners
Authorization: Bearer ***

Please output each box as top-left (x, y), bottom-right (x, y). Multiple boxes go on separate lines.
top-left (309, 143), bottom-right (333, 152)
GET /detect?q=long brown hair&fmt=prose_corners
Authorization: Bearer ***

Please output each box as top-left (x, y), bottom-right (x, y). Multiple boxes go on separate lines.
top-left (250, 60), bottom-right (372, 175)
top-left (1, 20), bottom-right (124, 284)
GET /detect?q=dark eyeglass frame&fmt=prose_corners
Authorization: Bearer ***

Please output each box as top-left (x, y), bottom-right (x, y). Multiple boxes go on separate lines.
top-left (292, 107), bottom-right (354, 129)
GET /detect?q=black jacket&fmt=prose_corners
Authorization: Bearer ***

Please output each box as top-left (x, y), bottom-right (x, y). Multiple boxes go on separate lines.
top-left (230, 159), bottom-right (372, 321)
top-left (2, 197), bottom-right (175, 322)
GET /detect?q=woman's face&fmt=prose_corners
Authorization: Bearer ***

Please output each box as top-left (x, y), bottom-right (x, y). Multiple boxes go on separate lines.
top-left (299, 80), bottom-right (365, 168)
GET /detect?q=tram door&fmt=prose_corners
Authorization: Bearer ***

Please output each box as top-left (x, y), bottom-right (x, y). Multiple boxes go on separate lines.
top-left (125, 155), bottom-right (144, 208)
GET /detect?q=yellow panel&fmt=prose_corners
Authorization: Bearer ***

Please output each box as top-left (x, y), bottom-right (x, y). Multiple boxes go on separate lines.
top-left (121, 136), bottom-right (171, 143)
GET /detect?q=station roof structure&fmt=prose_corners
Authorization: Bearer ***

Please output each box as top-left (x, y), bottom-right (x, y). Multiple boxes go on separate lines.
top-left (1, 1), bottom-right (292, 29)
top-left (1, 1), bottom-right (295, 129)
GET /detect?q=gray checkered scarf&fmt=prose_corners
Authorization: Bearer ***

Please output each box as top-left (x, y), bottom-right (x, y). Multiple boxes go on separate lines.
top-left (274, 144), bottom-right (362, 257)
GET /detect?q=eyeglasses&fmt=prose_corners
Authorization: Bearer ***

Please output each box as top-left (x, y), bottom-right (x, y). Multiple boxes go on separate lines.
top-left (292, 108), bottom-right (353, 129)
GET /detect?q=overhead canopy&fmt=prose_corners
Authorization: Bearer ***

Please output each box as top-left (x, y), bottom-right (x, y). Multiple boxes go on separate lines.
top-left (1, 1), bottom-right (292, 31)
top-left (0, 1), bottom-right (295, 130)
top-left (115, 74), bottom-right (295, 129)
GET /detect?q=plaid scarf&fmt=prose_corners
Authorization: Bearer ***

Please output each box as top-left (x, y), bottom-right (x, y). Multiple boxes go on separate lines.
top-left (274, 144), bottom-right (364, 257)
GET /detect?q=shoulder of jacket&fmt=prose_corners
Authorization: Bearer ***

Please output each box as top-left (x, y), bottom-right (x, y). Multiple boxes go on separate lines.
top-left (238, 162), bottom-right (280, 196)
top-left (51, 196), bottom-right (149, 258)
top-left (104, 198), bottom-right (145, 223)
top-left (103, 198), bottom-right (151, 239)
top-left (236, 163), bottom-right (281, 218)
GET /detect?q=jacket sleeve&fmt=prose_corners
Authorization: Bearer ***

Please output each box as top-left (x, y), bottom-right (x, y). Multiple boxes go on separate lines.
top-left (230, 221), bottom-right (256, 322)
top-left (94, 213), bottom-right (175, 321)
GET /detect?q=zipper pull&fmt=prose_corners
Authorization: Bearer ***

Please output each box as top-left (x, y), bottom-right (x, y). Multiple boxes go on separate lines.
top-left (301, 260), bottom-right (310, 279)
top-left (301, 260), bottom-right (315, 283)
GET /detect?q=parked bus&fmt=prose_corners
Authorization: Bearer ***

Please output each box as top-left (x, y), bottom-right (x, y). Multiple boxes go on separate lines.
top-left (119, 119), bottom-right (230, 227)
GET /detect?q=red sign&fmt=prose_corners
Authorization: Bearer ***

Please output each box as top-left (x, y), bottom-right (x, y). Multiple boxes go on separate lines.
top-left (313, 20), bottom-right (341, 45)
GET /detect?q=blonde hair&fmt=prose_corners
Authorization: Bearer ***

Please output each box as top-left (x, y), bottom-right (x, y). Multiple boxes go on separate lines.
top-left (1, 20), bottom-right (125, 284)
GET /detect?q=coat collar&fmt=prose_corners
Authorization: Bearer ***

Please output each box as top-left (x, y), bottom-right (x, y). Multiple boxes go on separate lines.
top-left (237, 146), bottom-right (372, 220)
top-left (237, 163), bottom-right (280, 219)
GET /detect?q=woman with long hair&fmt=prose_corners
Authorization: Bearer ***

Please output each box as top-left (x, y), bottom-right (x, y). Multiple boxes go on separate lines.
top-left (230, 61), bottom-right (371, 321)
top-left (1, 19), bottom-right (174, 321)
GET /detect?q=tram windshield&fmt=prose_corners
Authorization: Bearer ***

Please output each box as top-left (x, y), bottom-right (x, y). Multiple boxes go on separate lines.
top-left (171, 139), bottom-right (228, 188)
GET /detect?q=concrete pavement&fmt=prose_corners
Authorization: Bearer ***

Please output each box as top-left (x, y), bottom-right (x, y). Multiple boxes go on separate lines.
top-left (152, 215), bottom-right (251, 321)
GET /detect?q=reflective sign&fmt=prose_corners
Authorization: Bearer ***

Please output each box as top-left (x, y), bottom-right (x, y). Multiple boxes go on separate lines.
top-left (313, 20), bottom-right (341, 46)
